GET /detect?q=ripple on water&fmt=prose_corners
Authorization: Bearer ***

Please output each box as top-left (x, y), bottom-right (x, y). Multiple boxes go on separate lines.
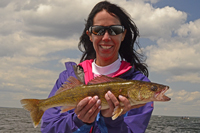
top-left (0, 107), bottom-right (41, 133)
top-left (0, 107), bottom-right (200, 133)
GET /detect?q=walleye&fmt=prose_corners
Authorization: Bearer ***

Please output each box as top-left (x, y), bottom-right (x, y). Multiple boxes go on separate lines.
top-left (20, 75), bottom-right (171, 128)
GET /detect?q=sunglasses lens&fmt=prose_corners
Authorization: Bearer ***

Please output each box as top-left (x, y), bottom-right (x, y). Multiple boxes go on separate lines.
top-left (90, 25), bottom-right (124, 36)
top-left (91, 26), bottom-right (105, 35)
top-left (109, 26), bottom-right (123, 35)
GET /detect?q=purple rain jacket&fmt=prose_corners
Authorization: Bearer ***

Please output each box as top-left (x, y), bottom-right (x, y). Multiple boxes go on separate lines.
top-left (41, 60), bottom-right (153, 133)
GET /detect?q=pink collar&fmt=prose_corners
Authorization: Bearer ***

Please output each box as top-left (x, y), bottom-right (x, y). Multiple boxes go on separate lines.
top-left (78, 59), bottom-right (132, 84)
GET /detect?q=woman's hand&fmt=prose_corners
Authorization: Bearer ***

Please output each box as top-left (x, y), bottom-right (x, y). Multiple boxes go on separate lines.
top-left (100, 91), bottom-right (120, 118)
top-left (74, 96), bottom-right (101, 124)
top-left (118, 95), bottom-right (146, 115)
top-left (101, 91), bottom-right (146, 118)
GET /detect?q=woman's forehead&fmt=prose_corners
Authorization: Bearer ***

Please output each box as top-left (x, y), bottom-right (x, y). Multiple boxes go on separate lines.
top-left (93, 10), bottom-right (121, 25)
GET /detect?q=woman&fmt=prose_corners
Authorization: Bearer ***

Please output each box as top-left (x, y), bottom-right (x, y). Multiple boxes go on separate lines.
top-left (41, 1), bottom-right (153, 133)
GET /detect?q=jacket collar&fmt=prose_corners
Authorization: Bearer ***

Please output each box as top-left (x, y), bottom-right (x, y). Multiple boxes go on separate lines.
top-left (78, 59), bottom-right (133, 84)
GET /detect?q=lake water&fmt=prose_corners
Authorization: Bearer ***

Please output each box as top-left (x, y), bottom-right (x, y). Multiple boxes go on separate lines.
top-left (146, 115), bottom-right (200, 133)
top-left (0, 107), bottom-right (200, 133)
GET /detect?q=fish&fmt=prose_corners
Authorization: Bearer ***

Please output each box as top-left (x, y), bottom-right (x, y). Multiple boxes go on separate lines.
top-left (20, 75), bottom-right (171, 128)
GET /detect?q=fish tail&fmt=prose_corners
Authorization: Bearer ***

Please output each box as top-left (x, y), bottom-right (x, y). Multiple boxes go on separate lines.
top-left (20, 99), bottom-right (44, 128)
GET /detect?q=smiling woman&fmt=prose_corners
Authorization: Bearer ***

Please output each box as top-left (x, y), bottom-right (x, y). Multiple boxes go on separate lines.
top-left (40, 1), bottom-right (153, 133)
top-left (78, 1), bottom-right (148, 76)
top-left (86, 10), bottom-right (126, 66)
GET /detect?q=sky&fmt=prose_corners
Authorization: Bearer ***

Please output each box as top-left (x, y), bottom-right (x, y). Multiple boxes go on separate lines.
top-left (0, 0), bottom-right (200, 117)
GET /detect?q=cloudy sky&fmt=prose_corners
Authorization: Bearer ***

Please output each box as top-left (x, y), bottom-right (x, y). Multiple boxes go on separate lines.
top-left (0, 0), bottom-right (199, 117)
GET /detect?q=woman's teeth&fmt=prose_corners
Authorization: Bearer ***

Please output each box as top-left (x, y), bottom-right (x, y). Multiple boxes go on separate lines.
top-left (101, 45), bottom-right (112, 49)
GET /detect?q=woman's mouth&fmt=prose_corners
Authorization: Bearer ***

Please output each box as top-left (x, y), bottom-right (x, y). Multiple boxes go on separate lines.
top-left (100, 45), bottom-right (112, 49)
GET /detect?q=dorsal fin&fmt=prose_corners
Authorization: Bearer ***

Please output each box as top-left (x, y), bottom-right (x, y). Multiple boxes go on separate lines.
top-left (55, 76), bottom-right (83, 95)
top-left (88, 75), bottom-right (125, 85)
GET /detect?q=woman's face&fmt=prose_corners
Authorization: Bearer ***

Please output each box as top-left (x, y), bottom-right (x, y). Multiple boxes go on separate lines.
top-left (87, 10), bottom-right (126, 66)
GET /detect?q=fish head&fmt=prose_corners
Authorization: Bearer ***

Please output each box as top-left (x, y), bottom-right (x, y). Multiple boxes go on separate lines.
top-left (129, 81), bottom-right (171, 102)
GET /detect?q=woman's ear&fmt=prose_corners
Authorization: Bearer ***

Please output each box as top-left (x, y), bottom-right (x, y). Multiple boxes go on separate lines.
top-left (86, 30), bottom-right (93, 42)
top-left (121, 29), bottom-right (127, 41)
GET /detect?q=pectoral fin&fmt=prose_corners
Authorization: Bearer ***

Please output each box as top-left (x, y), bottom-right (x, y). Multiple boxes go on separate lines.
top-left (112, 106), bottom-right (123, 120)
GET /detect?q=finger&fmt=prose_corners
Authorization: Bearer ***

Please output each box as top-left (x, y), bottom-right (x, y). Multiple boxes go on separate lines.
top-left (75, 96), bottom-right (92, 113)
top-left (85, 96), bottom-right (99, 112)
top-left (118, 95), bottom-right (131, 114)
top-left (89, 104), bottom-right (101, 122)
top-left (83, 99), bottom-right (101, 123)
top-left (85, 99), bottom-right (101, 117)
top-left (89, 99), bottom-right (101, 114)
top-left (118, 95), bottom-right (129, 104)
top-left (119, 95), bottom-right (131, 107)
top-left (107, 91), bottom-right (119, 107)
top-left (100, 93), bottom-right (115, 118)
top-left (77, 96), bottom-right (98, 119)
top-left (105, 93), bottom-right (115, 109)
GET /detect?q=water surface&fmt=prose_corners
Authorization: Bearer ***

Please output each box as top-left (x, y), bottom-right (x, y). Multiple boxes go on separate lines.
top-left (0, 107), bottom-right (200, 133)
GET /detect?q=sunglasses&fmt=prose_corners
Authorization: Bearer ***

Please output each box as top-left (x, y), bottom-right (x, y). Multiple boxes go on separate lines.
top-left (89, 25), bottom-right (125, 36)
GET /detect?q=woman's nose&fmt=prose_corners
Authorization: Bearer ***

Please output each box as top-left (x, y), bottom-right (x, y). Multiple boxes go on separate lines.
top-left (102, 31), bottom-right (111, 41)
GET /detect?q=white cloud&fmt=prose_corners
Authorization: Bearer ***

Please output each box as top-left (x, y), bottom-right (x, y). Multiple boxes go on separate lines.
top-left (145, 40), bottom-right (200, 71)
top-left (0, 0), bottom-right (199, 118)
top-left (0, 64), bottom-right (58, 91)
top-left (23, 35), bottom-right (79, 56)
top-left (175, 19), bottom-right (200, 38)
top-left (144, 18), bottom-right (200, 83)
top-left (0, 31), bottom-right (79, 57)
top-left (124, 2), bottom-right (187, 40)
top-left (154, 89), bottom-right (200, 116)
top-left (36, 4), bottom-right (52, 14)
top-left (167, 73), bottom-right (200, 83)
top-left (172, 90), bottom-right (200, 105)
top-left (59, 58), bottom-right (80, 65)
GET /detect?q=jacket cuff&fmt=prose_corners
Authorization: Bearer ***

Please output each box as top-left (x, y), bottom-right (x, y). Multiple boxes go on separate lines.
top-left (73, 113), bottom-right (85, 127)
top-left (73, 113), bottom-right (94, 127)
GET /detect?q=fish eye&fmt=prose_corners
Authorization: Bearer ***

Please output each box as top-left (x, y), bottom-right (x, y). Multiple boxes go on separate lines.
top-left (151, 86), bottom-right (158, 91)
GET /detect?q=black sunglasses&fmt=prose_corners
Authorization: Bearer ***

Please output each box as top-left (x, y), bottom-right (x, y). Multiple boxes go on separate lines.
top-left (89, 25), bottom-right (125, 36)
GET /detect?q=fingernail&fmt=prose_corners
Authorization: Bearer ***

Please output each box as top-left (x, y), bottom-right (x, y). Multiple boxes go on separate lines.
top-left (88, 97), bottom-right (92, 100)
top-left (94, 95), bottom-right (98, 100)
top-left (98, 106), bottom-right (101, 109)
top-left (105, 93), bottom-right (108, 97)
top-left (97, 99), bottom-right (101, 104)
top-left (108, 91), bottom-right (111, 94)
top-left (119, 95), bottom-right (123, 99)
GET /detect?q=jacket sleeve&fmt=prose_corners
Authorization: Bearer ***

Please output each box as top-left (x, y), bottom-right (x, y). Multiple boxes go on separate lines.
top-left (97, 72), bottom-right (154, 133)
top-left (40, 71), bottom-right (93, 133)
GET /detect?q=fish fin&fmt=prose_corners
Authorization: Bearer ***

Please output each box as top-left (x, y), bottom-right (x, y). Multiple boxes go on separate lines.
top-left (88, 75), bottom-right (125, 85)
top-left (60, 106), bottom-right (75, 113)
top-left (112, 106), bottom-right (123, 120)
top-left (67, 76), bottom-right (83, 86)
top-left (55, 76), bottom-right (83, 95)
top-left (20, 99), bottom-right (45, 128)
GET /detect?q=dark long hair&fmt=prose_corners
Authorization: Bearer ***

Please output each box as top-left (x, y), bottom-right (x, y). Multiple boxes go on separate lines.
top-left (78, 1), bottom-right (148, 77)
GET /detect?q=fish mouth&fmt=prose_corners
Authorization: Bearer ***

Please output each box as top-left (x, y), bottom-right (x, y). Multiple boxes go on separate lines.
top-left (155, 86), bottom-right (171, 101)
